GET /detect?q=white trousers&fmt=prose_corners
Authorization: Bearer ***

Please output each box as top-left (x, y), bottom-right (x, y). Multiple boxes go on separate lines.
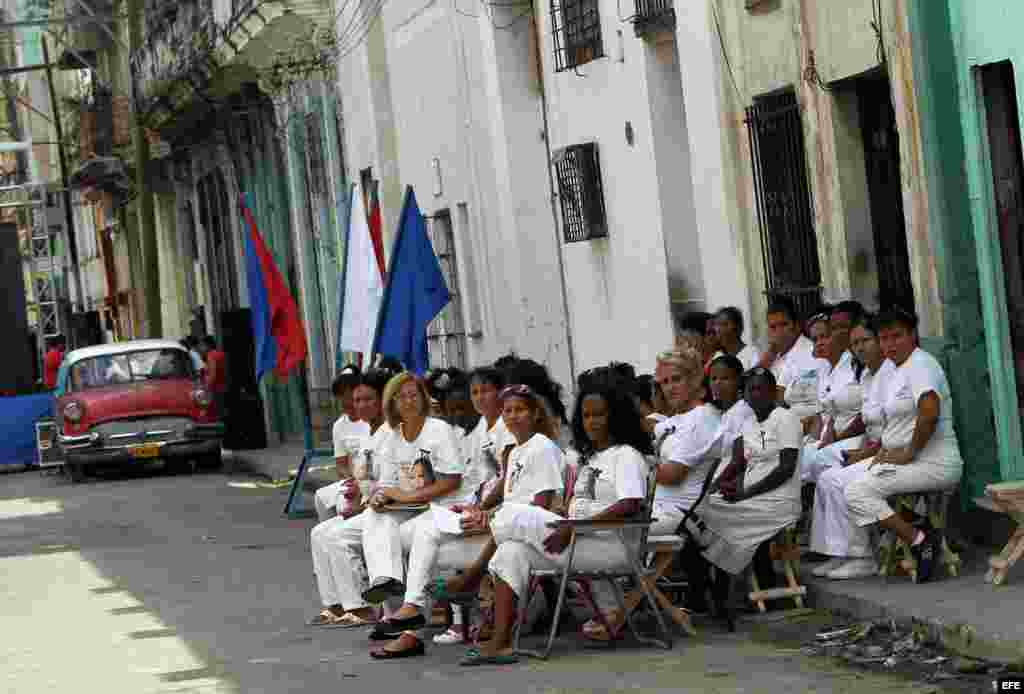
top-left (809, 462), bottom-right (874, 558)
top-left (399, 512), bottom-right (490, 607)
top-left (314, 481), bottom-right (344, 521)
top-left (311, 507), bottom-right (420, 610)
top-left (310, 513), bottom-right (368, 608)
top-left (488, 504), bottom-right (633, 606)
top-left (800, 437), bottom-right (863, 484)
top-left (844, 454), bottom-right (962, 527)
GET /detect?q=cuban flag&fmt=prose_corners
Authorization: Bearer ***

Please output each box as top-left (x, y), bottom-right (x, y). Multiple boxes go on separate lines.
top-left (240, 193), bottom-right (308, 382)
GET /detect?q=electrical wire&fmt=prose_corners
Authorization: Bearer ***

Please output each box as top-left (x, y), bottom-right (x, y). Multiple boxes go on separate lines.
top-left (711, 1), bottom-right (744, 105)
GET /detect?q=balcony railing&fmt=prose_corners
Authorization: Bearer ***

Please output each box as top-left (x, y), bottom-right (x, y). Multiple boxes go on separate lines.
top-left (633, 0), bottom-right (675, 37)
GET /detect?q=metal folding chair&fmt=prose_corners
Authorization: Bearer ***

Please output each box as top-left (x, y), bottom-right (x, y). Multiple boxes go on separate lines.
top-left (512, 464), bottom-right (673, 659)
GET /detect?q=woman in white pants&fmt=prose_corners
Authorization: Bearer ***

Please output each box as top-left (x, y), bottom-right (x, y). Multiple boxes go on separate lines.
top-left (312, 373), bottom-right (465, 628)
top-left (308, 367), bottom-right (395, 626)
top-left (838, 309), bottom-right (963, 583)
top-left (810, 316), bottom-right (897, 579)
top-left (459, 382), bottom-right (654, 666)
top-left (370, 383), bottom-right (564, 659)
top-left (799, 312), bottom-right (861, 483)
top-left (314, 365), bottom-right (364, 520)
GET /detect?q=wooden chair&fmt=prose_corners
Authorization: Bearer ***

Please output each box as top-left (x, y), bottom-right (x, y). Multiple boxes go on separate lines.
top-left (978, 481), bottom-right (1024, 586)
top-left (877, 490), bottom-right (961, 582)
top-left (747, 525), bottom-right (806, 611)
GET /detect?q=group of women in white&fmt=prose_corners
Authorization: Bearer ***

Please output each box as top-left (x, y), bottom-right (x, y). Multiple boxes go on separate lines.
top-left (305, 298), bottom-right (964, 665)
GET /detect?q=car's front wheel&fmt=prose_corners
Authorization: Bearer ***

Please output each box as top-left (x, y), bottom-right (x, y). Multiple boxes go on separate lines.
top-left (197, 447), bottom-right (223, 471)
top-left (67, 462), bottom-right (85, 484)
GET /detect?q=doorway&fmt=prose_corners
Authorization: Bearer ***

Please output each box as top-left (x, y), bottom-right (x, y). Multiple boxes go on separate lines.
top-left (981, 61), bottom-right (1024, 416)
top-left (857, 74), bottom-right (915, 313)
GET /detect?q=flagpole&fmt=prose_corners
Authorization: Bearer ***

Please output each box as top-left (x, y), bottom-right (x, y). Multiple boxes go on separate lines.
top-left (369, 185), bottom-right (411, 359)
top-left (335, 183), bottom-right (355, 374)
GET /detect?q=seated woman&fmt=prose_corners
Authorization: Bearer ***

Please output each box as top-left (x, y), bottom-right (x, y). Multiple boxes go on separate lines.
top-left (309, 367), bottom-right (394, 626)
top-left (810, 315), bottom-right (896, 579)
top-left (370, 382), bottom-right (564, 659)
top-left (799, 313), bottom-right (861, 483)
top-left (832, 309), bottom-right (963, 582)
top-left (710, 306), bottom-right (762, 371)
top-left (313, 373), bottom-right (465, 629)
top-left (696, 368), bottom-right (803, 597)
top-left (459, 382), bottom-right (653, 666)
top-left (314, 365), bottom-right (366, 521)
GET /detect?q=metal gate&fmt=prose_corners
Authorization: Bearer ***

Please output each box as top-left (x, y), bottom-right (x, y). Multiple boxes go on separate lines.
top-left (746, 90), bottom-right (822, 319)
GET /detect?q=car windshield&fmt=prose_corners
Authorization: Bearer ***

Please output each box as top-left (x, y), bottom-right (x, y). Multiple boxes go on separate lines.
top-left (68, 349), bottom-right (193, 391)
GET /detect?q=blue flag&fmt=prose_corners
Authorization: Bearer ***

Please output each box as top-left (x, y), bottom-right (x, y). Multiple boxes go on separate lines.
top-left (371, 186), bottom-right (450, 374)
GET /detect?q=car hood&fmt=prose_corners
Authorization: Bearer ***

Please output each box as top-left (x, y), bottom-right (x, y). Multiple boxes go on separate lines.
top-left (66, 379), bottom-right (199, 425)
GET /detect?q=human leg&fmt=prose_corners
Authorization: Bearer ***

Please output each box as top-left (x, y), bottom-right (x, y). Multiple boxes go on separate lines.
top-left (360, 508), bottom-right (417, 601)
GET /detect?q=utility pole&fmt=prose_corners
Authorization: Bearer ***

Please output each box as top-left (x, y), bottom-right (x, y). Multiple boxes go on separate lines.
top-left (125, 0), bottom-right (161, 338)
top-left (41, 37), bottom-right (86, 332)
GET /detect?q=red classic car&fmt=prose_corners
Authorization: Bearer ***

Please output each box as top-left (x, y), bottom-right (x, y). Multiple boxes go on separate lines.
top-left (56, 339), bottom-right (224, 482)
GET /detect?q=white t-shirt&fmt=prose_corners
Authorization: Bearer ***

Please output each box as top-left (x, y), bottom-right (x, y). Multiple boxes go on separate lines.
top-left (880, 349), bottom-right (962, 463)
top-left (740, 407), bottom-right (802, 495)
top-left (504, 433), bottom-right (565, 505)
top-left (386, 417), bottom-right (466, 505)
top-left (819, 351), bottom-right (861, 433)
top-left (333, 415), bottom-right (370, 458)
top-left (860, 359), bottom-right (895, 441)
top-left (459, 416), bottom-right (516, 503)
top-left (568, 445), bottom-right (649, 538)
top-left (775, 335), bottom-right (831, 418)
top-left (656, 404), bottom-right (723, 510)
top-left (704, 399), bottom-right (756, 470)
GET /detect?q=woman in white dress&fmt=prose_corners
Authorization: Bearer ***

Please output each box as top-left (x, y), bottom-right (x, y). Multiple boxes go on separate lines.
top-left (314, 365), bottom-right (364, 520)
top-left (839, 309), bottom-right (963, 583)
top-left (711, 306), bottom-right (762, 371)
top-left (458, 383), bottom-right (654, 666)
top-left (697, 367), bottom-right (802, 587)
top-left (810, 316), bottom-right (897, 579)
top-left (370, 383), bottom-right (564, 659)
top-left (799, 312), bottom-right (860, 482)
top-left (308, 367), bottom-right (395, 626)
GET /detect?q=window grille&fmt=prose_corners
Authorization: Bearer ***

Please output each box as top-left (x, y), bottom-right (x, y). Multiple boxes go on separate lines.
top-left (745, 90), bottom-right (822, 319)
top-left (305, 113), bottom-right (325, 196)
top-left (426, 210), bottom-right (468, 370)
top-left (553, 142), bottom-right (607, 243)
top-left (551, 0), bottom-right (604, 72)
top-left (633, 0), bottom-right (675, 36)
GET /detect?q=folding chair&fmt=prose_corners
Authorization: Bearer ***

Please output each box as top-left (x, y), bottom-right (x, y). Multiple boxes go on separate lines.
top-left (747, 524), bottom-right (806, 611)
top-left (512, 464), bottom-right (673, 660)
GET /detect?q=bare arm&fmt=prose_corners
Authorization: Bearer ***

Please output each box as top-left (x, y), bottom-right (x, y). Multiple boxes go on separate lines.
top-left (733, 448), bottom-right (798, 502)
top-left (655, 461), bottom-right (689, 486)
top-left (836, 414), bottom-right (866, 441)
top-left (383, 474), bottom-right (462, 505)
top-left (544, 498), bottom-right (642, 554)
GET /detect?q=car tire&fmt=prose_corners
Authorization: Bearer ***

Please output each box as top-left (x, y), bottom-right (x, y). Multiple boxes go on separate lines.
top-left (198, 448), bottom-right (223, 471)
top-left (67, 463), bottom-right (85, 484)
top-left (166, 458), bottom-right (195, 475)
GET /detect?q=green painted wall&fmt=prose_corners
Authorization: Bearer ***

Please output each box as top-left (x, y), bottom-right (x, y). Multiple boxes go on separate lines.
top-left (907, 0), bottom-right (1003, 505)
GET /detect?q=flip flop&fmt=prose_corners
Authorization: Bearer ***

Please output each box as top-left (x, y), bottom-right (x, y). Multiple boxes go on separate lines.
top-left (308, 609), bottom-right (339, 627)
top-left (459, 652), bottom-right (520, 666)
top-left (323, 613), bottom-right (377, 629)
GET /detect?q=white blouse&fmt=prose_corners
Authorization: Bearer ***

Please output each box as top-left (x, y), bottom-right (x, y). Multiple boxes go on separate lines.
top-left (880, 349), bottom-right (962, 463)
top-left (740, 407), bottom-right (802, 493)
top-left (818, 351), bottom-right (861, 433)
top-left (503, 433), bottom-right (565, 505)
top-left (656, 404), bottom-right (723, 510)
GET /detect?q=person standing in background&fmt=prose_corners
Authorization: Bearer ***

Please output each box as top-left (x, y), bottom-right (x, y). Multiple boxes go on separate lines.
top-left (203, 337), bottom-right (228, 419)
top-left (43, 335), bottom-right (66, 390)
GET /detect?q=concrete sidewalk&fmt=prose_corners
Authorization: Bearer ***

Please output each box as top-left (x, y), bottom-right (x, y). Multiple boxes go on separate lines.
top-left (801, 548), bottom-right (1024, 664)
top-left (223, 441), bottom-right (335, 492)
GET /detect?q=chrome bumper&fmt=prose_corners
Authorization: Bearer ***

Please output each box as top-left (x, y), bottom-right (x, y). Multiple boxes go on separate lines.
top-left (58, 432), bottom-right (100, 450)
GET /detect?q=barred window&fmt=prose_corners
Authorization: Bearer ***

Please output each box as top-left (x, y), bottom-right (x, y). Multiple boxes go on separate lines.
top-left (553, 142), bottom-right (607, 242)
top-left (551, 0), bottom-right (604, 72)
top-left (426, 210), bottom-right (468, 370)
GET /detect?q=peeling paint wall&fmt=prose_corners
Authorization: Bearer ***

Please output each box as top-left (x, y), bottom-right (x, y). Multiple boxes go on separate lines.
top-left (708, 0), bottom-right (941, 339)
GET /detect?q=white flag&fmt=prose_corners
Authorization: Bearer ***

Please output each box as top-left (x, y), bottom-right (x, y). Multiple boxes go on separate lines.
top-left (338, 183), bottom-right (384, 357)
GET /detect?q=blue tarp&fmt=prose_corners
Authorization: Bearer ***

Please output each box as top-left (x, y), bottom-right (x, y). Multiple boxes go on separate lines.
top-left (0, 394), bottom-right (54, 467)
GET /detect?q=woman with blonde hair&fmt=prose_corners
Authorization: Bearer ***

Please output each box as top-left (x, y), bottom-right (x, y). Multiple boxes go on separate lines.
top-left (312, 372), bottom-right (466, 629)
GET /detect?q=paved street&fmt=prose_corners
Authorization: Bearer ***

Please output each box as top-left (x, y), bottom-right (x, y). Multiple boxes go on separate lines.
top-left (1, 465), bottom-right (958, 694)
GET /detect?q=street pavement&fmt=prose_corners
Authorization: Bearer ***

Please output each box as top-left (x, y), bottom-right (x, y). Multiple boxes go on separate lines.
top-left (1, 465), bottom-right (966, 694)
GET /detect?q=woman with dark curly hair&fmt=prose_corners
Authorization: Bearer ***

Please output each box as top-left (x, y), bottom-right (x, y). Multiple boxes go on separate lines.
top-left (458, 382), bottom-right (653, 665)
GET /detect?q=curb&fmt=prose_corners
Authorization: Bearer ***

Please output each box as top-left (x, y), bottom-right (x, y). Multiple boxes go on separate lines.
top-left (222, 450), bottom-right (330, 493)
top-left (804, 576), bottom-right (1024, 665)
